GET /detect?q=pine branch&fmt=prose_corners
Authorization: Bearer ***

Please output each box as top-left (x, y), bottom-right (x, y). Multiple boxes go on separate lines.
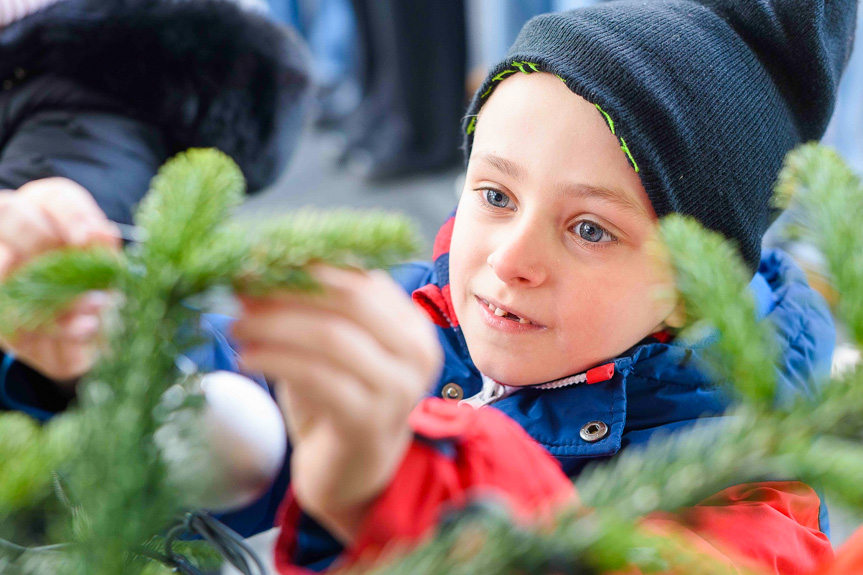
top-left (0, 414), bottom-right (59, 514)
top-left (659, 215), bottom-right (778, 408)
top-left (229, 209), bottom-right (421, 294)
top-left (134, 148), bottom-right (245, 267)
top-left (0, 248), bottom-right (122, 334)
top-left (0, 148), bottom-right (422, 574)
top-left (774, 143), bottom-right (863, 344)
top-left (174, 209), bottom-right (419, 299)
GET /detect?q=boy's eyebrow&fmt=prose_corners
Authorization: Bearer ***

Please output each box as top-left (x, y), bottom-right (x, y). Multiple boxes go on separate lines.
top-left (474, 153), bottom-right (527, 181)
top-left (555, 182), bottom-right (649, 218)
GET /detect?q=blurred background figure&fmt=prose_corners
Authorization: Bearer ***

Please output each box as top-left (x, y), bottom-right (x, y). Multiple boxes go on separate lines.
top-left (268, 0), bottom-right (467, 180)
top-left (0, 0), bottom-right (310, 226)
top-left (268, 0), bottom-right (362, 128)
top-left (468, 0), bottom-right (600, 82)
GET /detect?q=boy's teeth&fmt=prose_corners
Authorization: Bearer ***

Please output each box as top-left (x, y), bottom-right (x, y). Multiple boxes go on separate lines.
top-left (518, 318), bottom-right (531, 324)
top-left (488, 302), bottom-right (496, 311)
top-left (494, 307), bottom-right (507, 317)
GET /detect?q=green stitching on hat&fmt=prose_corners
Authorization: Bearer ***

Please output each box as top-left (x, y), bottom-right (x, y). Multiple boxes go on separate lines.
top-left (491, 68), bottom-right (516, 82)
top-left (594, 104), bottom-right (616, 136)
top-left (481, 61), bottom-right (543, 101)
top-left (473, 62), bottom-right (546, 133)
top-left (512, 61), bottom-right (541, 74)
top-left (619, 137), bottom-right (640, 173)
top-left (466, 116), bottom-right (477, 135)
top-left (468, 63), bottom-right (641, 175)
top-left (480, 68), bottom-right (516, 99)
top-left (595, 104), bottom-right (639, 173)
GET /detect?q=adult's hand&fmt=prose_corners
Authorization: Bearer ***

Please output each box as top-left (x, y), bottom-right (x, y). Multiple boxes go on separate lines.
top-left (0, 178), bottom-right (120, 384)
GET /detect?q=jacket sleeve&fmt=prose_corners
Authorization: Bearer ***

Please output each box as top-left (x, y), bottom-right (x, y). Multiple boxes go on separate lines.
top-left (644, 481), bottom-right (832, 574)
top-left (273, 398), bottom-right (577, 573)
top-left (0, 84), bottom-right (169, 225)
top-left (817, 526), bottom-right (863, 574)
top-left (273, 399), bottom-right (832, 574)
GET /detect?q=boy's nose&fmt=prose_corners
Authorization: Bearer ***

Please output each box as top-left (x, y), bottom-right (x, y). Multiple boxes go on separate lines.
top-left (486, 224), bottom-right (549, 287)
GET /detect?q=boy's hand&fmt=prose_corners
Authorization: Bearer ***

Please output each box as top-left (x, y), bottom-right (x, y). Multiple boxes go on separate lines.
top-left (0, 178), bottom-right (120, 384)
top-left (233, 266), bottom-right (442, 542)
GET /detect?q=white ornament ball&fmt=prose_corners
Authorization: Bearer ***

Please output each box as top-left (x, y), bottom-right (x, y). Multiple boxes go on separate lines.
top-left (158, 371), bottom-right (287, 512)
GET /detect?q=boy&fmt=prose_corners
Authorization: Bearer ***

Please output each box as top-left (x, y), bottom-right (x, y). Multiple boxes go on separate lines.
top-left (234, 0), bottom-right (855, 572)
top-left (0, 0), bottom-right (856, 573)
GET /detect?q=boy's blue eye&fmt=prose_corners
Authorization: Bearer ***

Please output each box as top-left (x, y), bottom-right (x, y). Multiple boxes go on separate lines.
top-left (485, 189), bottom-right (511, 208)
top-left (575, 220), bottom-right (615, 243)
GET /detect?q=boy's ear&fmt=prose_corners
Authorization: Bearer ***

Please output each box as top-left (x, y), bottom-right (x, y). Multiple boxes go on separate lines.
top-left (663, 299), bottom-right (687, 330)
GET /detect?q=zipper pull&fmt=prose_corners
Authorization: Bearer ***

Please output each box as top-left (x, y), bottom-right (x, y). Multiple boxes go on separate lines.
top-left (460, 375), bottom-right (510, 409)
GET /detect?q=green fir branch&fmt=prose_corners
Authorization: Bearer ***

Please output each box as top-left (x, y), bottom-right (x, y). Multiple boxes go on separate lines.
top-left (178, 209), bottom-right (420, 298)
top-left (0, 248), bottom-right (122, 335)
top-left (774, 143), bottom-right (863, 344)
top-left (229, 209), bottom-right (421, 294)
top-left (659, 215), bottom-right (778, 408)
top-left (0, 149), bottom-right (422, 574)
top-left (134, 148), bottom-right (246, 267)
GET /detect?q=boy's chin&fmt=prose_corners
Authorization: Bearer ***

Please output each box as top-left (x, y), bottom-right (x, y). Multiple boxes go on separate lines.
top-left (473, 355), bottom-right (572, 387)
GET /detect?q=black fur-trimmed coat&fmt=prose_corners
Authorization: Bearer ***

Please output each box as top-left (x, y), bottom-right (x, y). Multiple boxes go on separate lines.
top-left (0, 0), bottom-right (311, 224)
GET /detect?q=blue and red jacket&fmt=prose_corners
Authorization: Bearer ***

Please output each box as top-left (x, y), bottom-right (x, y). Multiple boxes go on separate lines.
top-left (274, 216), bottom-right (837, 574)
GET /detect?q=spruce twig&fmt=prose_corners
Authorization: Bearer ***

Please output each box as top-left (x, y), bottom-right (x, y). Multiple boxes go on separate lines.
top-left (775, 143), bottom-right (863, 344)
top-left (0, 248), bottom-right (122, 334)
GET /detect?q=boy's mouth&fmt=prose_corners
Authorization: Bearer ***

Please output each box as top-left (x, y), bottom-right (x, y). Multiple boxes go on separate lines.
top-left (476, 296), bottom-right (539, 326)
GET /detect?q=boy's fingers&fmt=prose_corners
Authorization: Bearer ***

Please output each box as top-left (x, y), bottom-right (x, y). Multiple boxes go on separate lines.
top-left (52, 338), bottom-right (97, 383)
top-left (315, 265), bottom-right (434, 348)
top-left (7, 332), bottom-right (95, 382)
top-left (233, 308), bottom-right (401, 394)
top-left (56, 313), bottom-right (101, 342)
top-left (246, 266), bottom-right (435, 364)
top-left (243, 346), bottom-right (370, 429)
top-left (68, 291), bottom-right (114, 315)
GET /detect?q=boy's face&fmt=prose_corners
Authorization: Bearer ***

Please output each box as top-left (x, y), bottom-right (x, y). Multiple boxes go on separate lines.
top-left (450, 72), bottom-right (677, 385)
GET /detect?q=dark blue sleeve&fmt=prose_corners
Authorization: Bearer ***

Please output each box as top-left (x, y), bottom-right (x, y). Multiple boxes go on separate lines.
top-left (0, 352), bottom-right (74, 421)
top-left (0, 76), bottom-right (169, 225)
top-left (388, 261), bottom-right (434, 295)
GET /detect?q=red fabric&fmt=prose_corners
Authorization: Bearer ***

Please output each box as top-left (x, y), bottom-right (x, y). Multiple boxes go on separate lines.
top-left (273, 487), bottom-right (309, 575)
top-left (814, 526), bottom-right (863, 574)
top-left (432, 216), bottom-right (455, 260)
top-left (412, 283), bottom-right (459, 328)
top-left (274, 398), bottom-right (575, 572)
top-left (346, 399), bottom-right (576, 565)
top-left (652, 330), bottom-right (673, 344)
top-left (644, 481), bottom-right (832, 575)
top-left (274, 401), bottom-right (831, 575)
